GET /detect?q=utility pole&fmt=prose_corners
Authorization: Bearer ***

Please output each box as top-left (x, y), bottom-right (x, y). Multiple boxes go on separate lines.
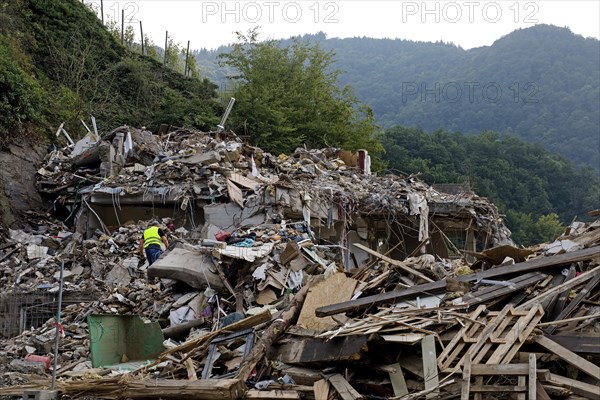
top-left (100, 0), bottom-right (104, 24)
top-left (164, 31), bottom-right (168, 66)
top-left (121, 9), bottom-right (124, 45)
top-left (140, 21), bottom-right (145, 55)
top-left (184, 40), bottom-right (190, 77)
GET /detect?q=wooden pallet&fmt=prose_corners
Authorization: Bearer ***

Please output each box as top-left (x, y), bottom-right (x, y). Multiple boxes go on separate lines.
top-left (461, 353), bottom-right (537, 400)
top-left (438, 303), bottom-right (544, 373)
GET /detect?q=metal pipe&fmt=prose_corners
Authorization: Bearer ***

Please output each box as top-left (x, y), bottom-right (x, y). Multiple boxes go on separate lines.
top-left (51, 261), bottom-right (64, 389)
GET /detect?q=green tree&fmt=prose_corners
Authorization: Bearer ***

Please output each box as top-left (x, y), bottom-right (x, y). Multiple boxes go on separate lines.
top-left (219, 28), bottom-right (382, 156)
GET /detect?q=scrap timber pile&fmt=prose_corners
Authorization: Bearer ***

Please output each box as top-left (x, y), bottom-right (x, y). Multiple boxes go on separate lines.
top-left (0, 126), bottom-right (598, 400)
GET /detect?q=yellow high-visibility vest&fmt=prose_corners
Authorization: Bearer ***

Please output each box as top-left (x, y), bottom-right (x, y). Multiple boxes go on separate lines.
top-left (143, 226), bottom-right (162, 248)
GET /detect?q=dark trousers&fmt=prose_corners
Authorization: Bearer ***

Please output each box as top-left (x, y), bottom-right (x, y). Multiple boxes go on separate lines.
top-left (145, 246), bottom-right (162, 266)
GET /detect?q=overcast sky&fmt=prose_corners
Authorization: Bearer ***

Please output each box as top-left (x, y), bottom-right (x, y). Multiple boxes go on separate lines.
top-left (86, 1), bottom-right (600, 50)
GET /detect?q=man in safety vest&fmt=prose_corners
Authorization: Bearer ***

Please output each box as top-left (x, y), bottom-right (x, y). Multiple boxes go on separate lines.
top-left (139, 220), bottom-right (169, 266)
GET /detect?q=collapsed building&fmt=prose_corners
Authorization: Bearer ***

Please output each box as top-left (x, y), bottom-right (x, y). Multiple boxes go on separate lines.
top-left (0, 126), bottom-right (598, 399)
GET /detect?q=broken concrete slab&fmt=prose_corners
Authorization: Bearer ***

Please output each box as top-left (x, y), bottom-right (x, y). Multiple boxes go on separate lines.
top-left (148, 247), bottom-right (226, 291)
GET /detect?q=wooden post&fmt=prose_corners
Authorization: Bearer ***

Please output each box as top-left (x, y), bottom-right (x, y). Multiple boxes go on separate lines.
top-left (164, 31), bottom-right (168, 66)
top-left (121, 9), bottom-right (124, 45)
top-left (184, 40), bottom-right (190, 77)
top-left (140, 21), bottom-right (145, 55)
top-left (100, 0), bottom-right (104, 24)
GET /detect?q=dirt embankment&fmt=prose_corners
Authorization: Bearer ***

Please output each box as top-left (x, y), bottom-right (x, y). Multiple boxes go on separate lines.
top-left (0, 143), bottom-right (45, 230)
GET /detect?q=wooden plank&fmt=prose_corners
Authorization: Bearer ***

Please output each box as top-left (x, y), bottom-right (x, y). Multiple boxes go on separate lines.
top-left (536, 381), bottom-right (552, 400)
top-left (549, 265), bottom-right (576, 320)
top-left (284, 367), bottom-right (324, 386)
top-left (58, 377), bottom-right (246, 399)
top-left (535, 335), bottom-right (600, 380)
top-left (460, 356), bottom-right (471, 400)
top-left (460, 272), bottom-right (547, 306)
top-left (471, 247), bottom-right (600, 280)
top-left (328, 374), bottom-right (363, 400)
top-left (352, 243), bottom-right (434, 282)
top-left (225, 171), bottom-right (260, 191)
top-left (470, 364), bottom-right (529, 375)
top-left (517, 265), bottom-right (600, 311)
top-left (315, 279), bottom-right (447, 317)
top-left (317, 248), bottom-right (600, 318)
top-left (381, 333), bottom-right (425, 343)
top-left (543, 373), bottom-right (600, 399)
top-left (270, 335), bottom-right (370, 365)
top-left (388, 363), bottom-right (409, 397)
top-left (245, 389), bottom-right (301, 399)
top-left (541, 273), bottom-right (566, 316)
top-left (528, 353), bottom-right (536, 400)
top-left (313, 379), bottom-right (330, 400)
top-left (297, 272), bottom-right (357, 331)
top-left (545, 273), bottom-right (600, 334)
top-left (470, 385), bottom-right (527, 392)
top-left (226, 179), bottom-right (245, 208)
top-left (422, 335), bottom-right (439, 399)
top-left (547, 334), bottom-right (600, 354)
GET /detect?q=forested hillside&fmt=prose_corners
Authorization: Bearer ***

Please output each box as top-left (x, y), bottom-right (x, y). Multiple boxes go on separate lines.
top-left (382, 126), bottom-right (600, 245)
top-left (0, 0), bottom-right (221, 147)
top-left (195, 26), bottom-right (600, 170)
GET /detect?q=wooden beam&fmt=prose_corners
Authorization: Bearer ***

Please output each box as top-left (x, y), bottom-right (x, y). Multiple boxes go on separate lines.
top-left (460, 356), bottom-right (472, 400)
top-left (315, 279), bottom-right (447, 317)
top-left (541, 373), bottom-right (600, 399)
top-left (245, 389), bottom-right (300, 399)
top-left (352, 243), bottom-right (434, 283)
top-left (546, 334), bottom-right (600, 354)
top-left (472, 247), bottom-right (600, 281)
top-left (470, 364), bottom-right (529, 375)
top-left (57, 378), bottom-right (245, 399)
top-left (313, 379), bottom-right (330, 400)
top-left (469, 385), bottom-right (527, 392)
top-left (458, 272), bottom-right (547, 306)
top-left (544, 273), bottom-right (600, 334)
top-left (549, 265), bottom-right (576, 320)
top-left (528, 353), bottom-right (537, 400)
top-left (535, 335), bottom-right (600, 380)
top-left (270, 335), bottom-right (371, 365)
top-left (317, 248), bottom-right (600, 317)
top-left (535, 381), bottom-right (552, 400)
top-left (517, 265), bottom-right (600, 310)
top-left (328, 374), bottom-right (362, 400)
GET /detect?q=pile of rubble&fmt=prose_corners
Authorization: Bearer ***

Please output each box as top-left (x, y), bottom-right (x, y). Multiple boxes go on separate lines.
top-left (0, 126), bottom-right (598, 399)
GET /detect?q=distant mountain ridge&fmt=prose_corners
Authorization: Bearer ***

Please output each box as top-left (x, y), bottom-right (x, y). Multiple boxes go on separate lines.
top-left (195, 25), bottom-right (600, 170)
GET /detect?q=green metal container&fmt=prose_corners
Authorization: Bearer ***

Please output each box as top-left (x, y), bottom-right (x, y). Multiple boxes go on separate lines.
top-left (88, 314), bottom-right (164, 369)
